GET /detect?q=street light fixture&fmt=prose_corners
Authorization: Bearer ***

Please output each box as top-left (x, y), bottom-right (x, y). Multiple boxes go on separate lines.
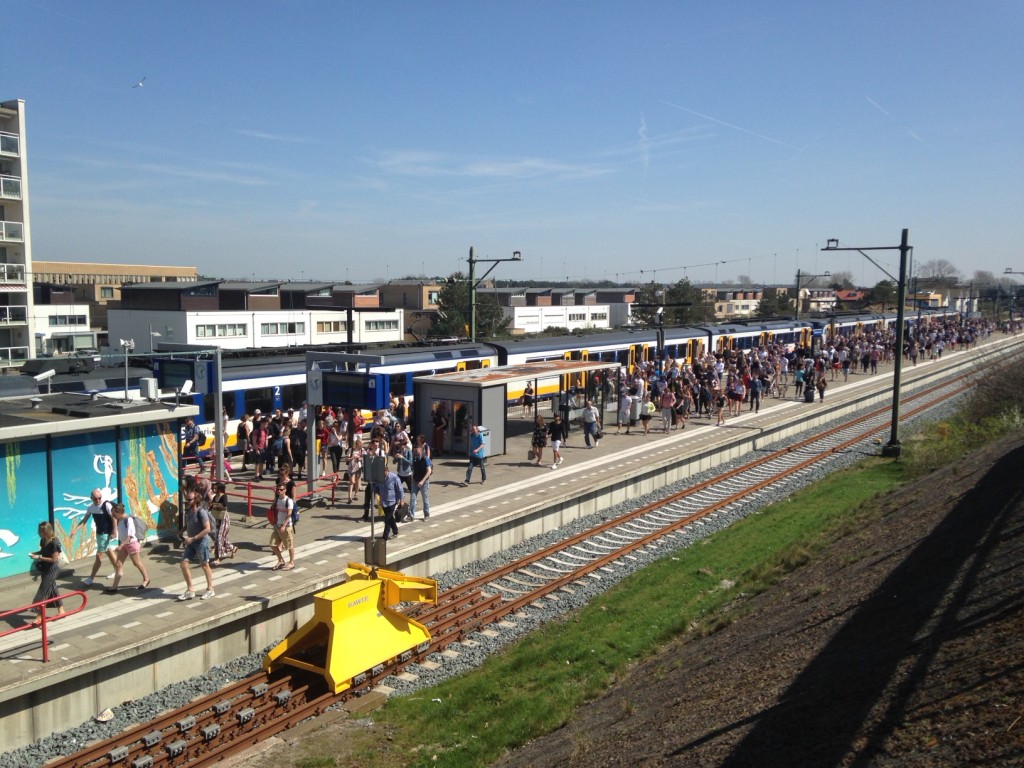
top-left (793, 269), bottom-right (831, 321)
top-left (466, 247), bottom-right (522, 342)
top-left (822, 228), bottom-right (911, 458)
top-left (120, 338), bottom-right (135, 402)
top-left (1005, 269), bottom-right (1024, 322)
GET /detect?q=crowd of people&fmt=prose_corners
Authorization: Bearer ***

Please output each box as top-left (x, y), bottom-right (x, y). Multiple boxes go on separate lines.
top-left (25, 315), bottom-right (1002, 625)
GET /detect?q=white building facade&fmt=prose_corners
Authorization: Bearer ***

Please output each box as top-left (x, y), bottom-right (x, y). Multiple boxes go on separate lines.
top-left (30, 302), bottom-right (95, 354)
top-left (0, 99), bottom-right (34, 367)
top-left (502, 304), bottom-right (612, 334)
top-left (108, 308), bottom-right (405, 351)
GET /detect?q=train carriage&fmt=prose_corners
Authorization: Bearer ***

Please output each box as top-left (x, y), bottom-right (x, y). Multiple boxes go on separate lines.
top-left (489, 330), bottom-right (660, 404)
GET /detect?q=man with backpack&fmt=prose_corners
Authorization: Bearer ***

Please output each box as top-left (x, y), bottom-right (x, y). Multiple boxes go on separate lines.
top-left (183, 416), bottom-right (206, 472)
top-left (178, 491), bottom-right (215, 600)
top-left (80, 488), bottom-right (119, 586)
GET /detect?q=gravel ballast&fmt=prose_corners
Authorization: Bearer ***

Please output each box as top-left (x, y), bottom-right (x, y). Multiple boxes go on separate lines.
top-left (0, 396), bottom-right (962, 768)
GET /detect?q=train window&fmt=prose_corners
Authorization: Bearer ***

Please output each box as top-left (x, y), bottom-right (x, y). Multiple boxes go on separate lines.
top-left (282, 384), bottom-right (305, 411)
top-left (202, 392), bottom-right (217, 422)
top-left (221, 391), bottom-right (238, 419)
top-left (389, 374), bottom-right (409, 398)
top-left (246, 386), bottom-right (275, 417)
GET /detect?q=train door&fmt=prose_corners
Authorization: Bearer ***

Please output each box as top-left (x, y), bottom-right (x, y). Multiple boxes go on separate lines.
top-left (575, 350), bottom-right (589, 389)
top-left (717, 335), bottom-right (732, 354)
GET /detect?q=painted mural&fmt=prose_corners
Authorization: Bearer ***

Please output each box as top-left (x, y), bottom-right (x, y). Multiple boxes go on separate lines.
top-left (0, 421), bottom-right (180, 579)
top-left (0, 438), bottom-right (49, 580)
top-left (119, 422), bottom-right (180, 537)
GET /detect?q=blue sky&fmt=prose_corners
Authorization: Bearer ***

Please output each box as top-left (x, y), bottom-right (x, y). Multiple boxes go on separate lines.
top-left (6, 1), bottom-right (1023, 288)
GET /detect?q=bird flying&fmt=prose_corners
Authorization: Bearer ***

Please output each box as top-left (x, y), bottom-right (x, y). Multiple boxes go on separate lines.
top-left (133, 77), bottom-right (146, 88)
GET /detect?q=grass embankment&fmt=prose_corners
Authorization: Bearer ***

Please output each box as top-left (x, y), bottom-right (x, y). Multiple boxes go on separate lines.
top-left (289, 356), bottom-right (1024, 768)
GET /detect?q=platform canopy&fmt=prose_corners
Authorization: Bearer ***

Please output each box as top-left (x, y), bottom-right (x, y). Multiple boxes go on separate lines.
top-left (413, 360), bottom-right (614, 458)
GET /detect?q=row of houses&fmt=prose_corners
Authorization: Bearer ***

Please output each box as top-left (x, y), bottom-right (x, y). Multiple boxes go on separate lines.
top-left (26, 265), bottom-right (960, 360)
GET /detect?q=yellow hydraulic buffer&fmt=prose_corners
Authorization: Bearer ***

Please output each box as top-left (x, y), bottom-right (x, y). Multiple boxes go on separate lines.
top-left (264, 563), bottom-right (438, 694)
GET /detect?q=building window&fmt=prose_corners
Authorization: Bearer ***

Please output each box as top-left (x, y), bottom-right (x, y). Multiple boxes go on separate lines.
top-left (316, 320), bottom-right (348, 333)
top-left (100, 287), bottom-right (114, 299)
top-left (364, 319), bottom-right (399, 332)
top-left (196, 323), bottom-right (247, 338)
top-left (569, 313), bottom-right (586, 322)
top-left (260, 322), bottom-right (306, 335)
top-left (47, 314), bottom-right (87, 326)
top-left (591, 312), bottom-right (607, 321)
top-left (427, 290), bottom-right (440, 304)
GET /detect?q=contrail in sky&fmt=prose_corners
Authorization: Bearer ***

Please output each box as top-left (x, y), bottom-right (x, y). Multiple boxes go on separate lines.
top-left (660, 99), bottom-right (793, 147)
top-left (865, 95), bottom-right (921, 141)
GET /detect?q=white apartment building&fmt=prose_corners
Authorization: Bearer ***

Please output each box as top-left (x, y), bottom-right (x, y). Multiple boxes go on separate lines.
top-left (0, 99), bottom-right (34, 367)
top-left (30, 302), bottom-right (95, 354)
top-left (108, 308), bottom-right (404, 351)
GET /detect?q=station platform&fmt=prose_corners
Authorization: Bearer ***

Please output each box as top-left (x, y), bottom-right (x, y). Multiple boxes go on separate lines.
top-left (1, 335), bottom-right (1020, 751)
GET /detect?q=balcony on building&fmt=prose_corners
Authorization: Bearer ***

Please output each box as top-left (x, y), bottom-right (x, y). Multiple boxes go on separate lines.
top-left (0, 131), bottom-right (19, 158)
top-left (0, 305), bottom-right (27, 325)
top-left (0, 174), bottom-right (21, 200)
top-left (0, 263), bottom-right (26, 284)
top-left (0, 220), bottom-right (24, 242)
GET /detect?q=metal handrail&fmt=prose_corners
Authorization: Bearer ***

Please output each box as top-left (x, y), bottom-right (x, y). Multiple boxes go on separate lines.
top-left (233, 474), bottom-right (345, 518)
top-left (0, 590), bottom-right (88, 662)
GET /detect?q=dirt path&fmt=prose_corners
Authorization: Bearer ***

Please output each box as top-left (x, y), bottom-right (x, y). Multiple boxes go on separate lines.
top-left (494, 433), bottom-right (1024, 767)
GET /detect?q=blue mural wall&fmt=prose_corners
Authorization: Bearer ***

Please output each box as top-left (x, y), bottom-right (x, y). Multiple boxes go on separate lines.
top-left (0, 438), bottom-right (49, 580)
top-left (0, 421), bottom-right (180, 579)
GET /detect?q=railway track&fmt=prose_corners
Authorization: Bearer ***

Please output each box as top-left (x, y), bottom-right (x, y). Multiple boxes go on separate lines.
top-left (43, 360), bottom-right (1001, 768)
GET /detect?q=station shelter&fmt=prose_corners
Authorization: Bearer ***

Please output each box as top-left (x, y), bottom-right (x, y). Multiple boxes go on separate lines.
top-left (0, 392), bottom-right (199, 579)
top-left (412, 360), bottom-right (613, 457)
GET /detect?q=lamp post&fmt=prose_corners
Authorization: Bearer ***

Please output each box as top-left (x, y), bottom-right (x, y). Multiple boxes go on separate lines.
top-left (1005, 269), bottom-right (1024, 323)
top-left (119, 338), bottom-right (135, 402)
top-left (793, 269), bottom-right (831, 321)
top-left (466, 247), bottom-right (522, 342)
top-left (823, 228), bottom-right (911, 458)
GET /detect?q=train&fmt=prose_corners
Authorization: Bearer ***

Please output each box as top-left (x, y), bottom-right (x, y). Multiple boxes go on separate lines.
top-left (3, 308), bottom-right (961, 455)
top-left (153, 308), bottom-right (960, 451)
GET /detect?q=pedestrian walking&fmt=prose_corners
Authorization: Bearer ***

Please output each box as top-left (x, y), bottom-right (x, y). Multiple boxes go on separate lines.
top-left (28, 522), bottom-right (66, 626)
top-left (107, 504), bottom-right (150, 591)
top-left (548, 414), bottom-right (566, 469)
top-left (182, 416), bottom-right (206, 472)
top-left (178, 493), bottom-right (215, 600)
top-left (659, 388), bottom-right (676, 432)
top-left (210, 482), bottom-right (237, 564)
top-left (461, 425), bottom-right (488, 485)
top-left (410, 444), bottom-right (432, 520)
top-left (346, 437), bottom-right (363, 503)
top-left (531, 415), bottom-right (548, 466)
top-left (617, 391), bottom-right (633, 434)
top-left (79, 489), bottom-right (118, 587)
top-left (581, 400), bottom-right (602, 447)
top-left (374, 464), bottom-right (404, 541)
top-left (270, 484), bottom-right (296, 570)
